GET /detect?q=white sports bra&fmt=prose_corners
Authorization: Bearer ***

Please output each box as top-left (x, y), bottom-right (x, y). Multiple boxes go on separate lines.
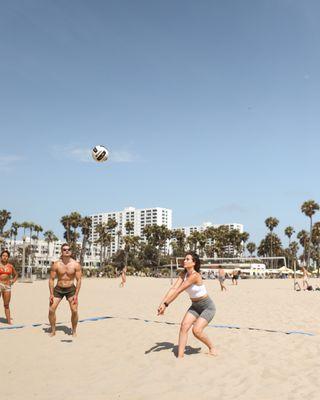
top-left (184, 273), bottom-right (207, 298)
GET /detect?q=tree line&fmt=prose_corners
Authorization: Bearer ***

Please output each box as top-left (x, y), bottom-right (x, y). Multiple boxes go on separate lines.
top-left (0, 199), bottom-right (319, 273)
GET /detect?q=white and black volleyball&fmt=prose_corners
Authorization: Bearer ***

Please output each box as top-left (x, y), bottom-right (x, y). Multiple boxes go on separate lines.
top-left (92, 145), bottom-right (109, 162)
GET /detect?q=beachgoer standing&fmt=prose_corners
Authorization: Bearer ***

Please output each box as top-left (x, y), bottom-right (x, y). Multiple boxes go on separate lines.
top-left (48, 243), bottom-right (82, 337)
top-left (0, 250), bottom-right (18, 324)
top-left (301, 266), bottom-right (310, 290)
top-left (120, 266), bottom-right (127, 288)
top-left (232, 269), bottom-right (240, 285)
top-left (218, 266), bottom-right (227, 291)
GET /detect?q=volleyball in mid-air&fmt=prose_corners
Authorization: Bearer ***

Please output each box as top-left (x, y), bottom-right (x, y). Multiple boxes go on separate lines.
top-left (92, 145), bottom-right (109, 162)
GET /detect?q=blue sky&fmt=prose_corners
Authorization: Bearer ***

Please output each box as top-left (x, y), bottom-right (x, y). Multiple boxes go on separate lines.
top-left (1, 0), bottom-right (320, 245)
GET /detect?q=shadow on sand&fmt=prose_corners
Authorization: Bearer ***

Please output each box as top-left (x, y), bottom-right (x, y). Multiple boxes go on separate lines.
top-left (43, 325), bottom-right (73, 336)
top-left (145, 342), bottom-right (201, 357)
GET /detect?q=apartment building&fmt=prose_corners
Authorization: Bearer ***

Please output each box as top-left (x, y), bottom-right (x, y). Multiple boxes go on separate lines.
top-left (90, 206), bottom-right (173, 255)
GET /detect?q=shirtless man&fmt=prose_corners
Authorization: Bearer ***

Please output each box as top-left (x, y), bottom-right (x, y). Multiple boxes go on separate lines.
top-left (48, 243), bottom-right (82, 337)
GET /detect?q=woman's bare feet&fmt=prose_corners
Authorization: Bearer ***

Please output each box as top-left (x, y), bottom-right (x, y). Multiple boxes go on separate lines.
top-left (206, 347), bottom-right (218, 356)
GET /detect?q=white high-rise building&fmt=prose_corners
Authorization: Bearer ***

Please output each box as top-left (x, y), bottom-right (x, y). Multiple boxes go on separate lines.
top-left (91, 206), bottom-right (173, 255)
top-left (172, 222), bottom-right (244, 256)
top-left (176, 222), bottom-right (243, 236)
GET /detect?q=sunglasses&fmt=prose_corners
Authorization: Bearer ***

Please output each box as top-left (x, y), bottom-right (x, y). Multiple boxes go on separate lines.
top-left (62, 248), bottom-right (71, 252)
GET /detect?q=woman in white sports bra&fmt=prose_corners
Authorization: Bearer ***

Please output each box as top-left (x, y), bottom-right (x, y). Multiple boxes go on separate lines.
top-left (157, 252), bottom-right (216, 358)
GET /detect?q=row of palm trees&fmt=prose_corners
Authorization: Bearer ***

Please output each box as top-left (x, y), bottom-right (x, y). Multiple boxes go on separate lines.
top-left (255, 200), bottom-right (320, 271)
top-left (0, 210), bottom-right (59, 265)
top-left (0, 199), bottom-right (319, 270)
top-left (0, 209), bottom-right (251, 268)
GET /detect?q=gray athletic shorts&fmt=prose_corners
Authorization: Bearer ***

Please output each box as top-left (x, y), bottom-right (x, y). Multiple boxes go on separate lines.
top-left (187, 296), bottom-right (216, 323)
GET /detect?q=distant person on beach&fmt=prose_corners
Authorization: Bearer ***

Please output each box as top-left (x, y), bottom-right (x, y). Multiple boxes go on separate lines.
top-left (294, 281), bottom-right (302, 291)
top-left (232, 269), bottom-right (240, 285)
top-left (157, 252), bottom-right (217, 358)
top-left (301, 266), bottom-right (310, 290)
top-left (120, 266), bottom-right (127, 287)
top-left (218, 266), bottom-right (227, 291)
top-left (48, 243), bottom-right (82, 337)
top-left (0, 250), bottom-right (18, 324)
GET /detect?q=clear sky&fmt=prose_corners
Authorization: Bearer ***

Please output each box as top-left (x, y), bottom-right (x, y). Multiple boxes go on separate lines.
top-left (1, 0), bottom-right (319, 245)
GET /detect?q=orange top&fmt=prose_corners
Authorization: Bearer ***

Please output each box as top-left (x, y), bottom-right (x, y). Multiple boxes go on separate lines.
top-left (0, 263), bottom-right (13, 276)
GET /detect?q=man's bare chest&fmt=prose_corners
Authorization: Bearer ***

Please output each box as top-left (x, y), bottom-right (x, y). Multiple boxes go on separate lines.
top-left (57, 264), bottom-right (76, 276)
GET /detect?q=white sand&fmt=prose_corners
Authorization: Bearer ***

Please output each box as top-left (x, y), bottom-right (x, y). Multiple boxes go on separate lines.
top-left (1, 277), bottom-right (320, 400)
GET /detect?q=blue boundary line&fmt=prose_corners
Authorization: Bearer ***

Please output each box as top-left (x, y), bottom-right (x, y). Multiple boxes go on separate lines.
top-left (0, 315), bottom-right (316, 336)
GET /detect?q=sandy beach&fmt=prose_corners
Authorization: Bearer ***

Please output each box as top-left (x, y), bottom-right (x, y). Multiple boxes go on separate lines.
top-left (1, 277), bottom-right (320, 400)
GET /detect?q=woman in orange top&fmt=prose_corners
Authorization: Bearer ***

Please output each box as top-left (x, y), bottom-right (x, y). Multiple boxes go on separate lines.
top-left (0, 250), bottom-right (18, 324)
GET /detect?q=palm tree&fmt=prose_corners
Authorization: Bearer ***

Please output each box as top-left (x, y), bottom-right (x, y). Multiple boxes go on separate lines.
top-left (123, 235), bottom-right (141, 268)
top-left (95, 223), bottom-right (105, 267)
top-left (246, 242), bottom-right (256, 257)
top-left (195, 232), bottom-right (207, 258)
top-left (106, 218), bottom-right (118, 260)
top-left (33, 224), bottom-right (43, 260)
top-left (69, 212), bottom-right (82, 233)
top-left (0, 230), bottom-right (11, 250)
top-left (21, 221), bottom-right (30, 237)
top-left (61, 215), bottom-right (72, 243)
top-left (0, 209), bottom-right (11, 235)
top-left (226, 229), bottom-right (238, 257)
top-left (311, 222), bottom-right (320, 277)
top-left (116, 230), bottom-right (122, 251)
top-left (215, 225), bottom-right (230, 257)
top-left (297, 230), bottom-right (309, 265)
top-left (130, 236), bottom-right (141, 259)
top-left (187, 231), bottom-right (201, 252)
top-left (95, 223), bottom-right (112, 267)
top-left (289, 240), bottom-right (299, 278)
top-left (301, 200), bottom-right (320, 269)
top-left (125, 221), bottom-right (134, 235)
top-left (19, 221), bottom-right (31, 268)
top-left (203, 226), bottom-right (217, 258)
top-left (69, 212), bottom-right (82, 255)
top-left (240, 232), bottom-right (250, 256)
top-left (289, 241), bottom-right (299, 261)
top-left (118, 221), bottom-right (136, 267)
top-left (79, 216), bottom-right (92, 266)
top-left (121, 221), bottom-right (134, 257)
top-left (27, 222), bottom-right (35, 240)
top-left (44, 230), bottom-right (58, 267)
top-left (61, 212), bottom-right (82, 256)
top-left (265, 217), bottom-right (279, 267)
top-left (106, 218), bottom-right (118, 232)
top-left (265, 217), bottom-right (279, 232)
top-left (157, 225), bottom-right (171, 256)
top-left (284, 226), bottom-right (295, 246)
top-left (258, 233), bottom-right (282, 261)
top-left (171, 229), bottom-right (186, 257)
top-left (34, 224), bottom-right (43, 239)
top-left (33, 224), bottom-right (43, 265)
top-left (284, 226), bottom-right (295, 268)
top-left (28, 222), bottom-right (36, 265)
top-left (31, 234), bottom-right (38, 266)
top-left (11, 222), bottom-right (20, 257)
top-left (142, 224), bottom-right (171, 266)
